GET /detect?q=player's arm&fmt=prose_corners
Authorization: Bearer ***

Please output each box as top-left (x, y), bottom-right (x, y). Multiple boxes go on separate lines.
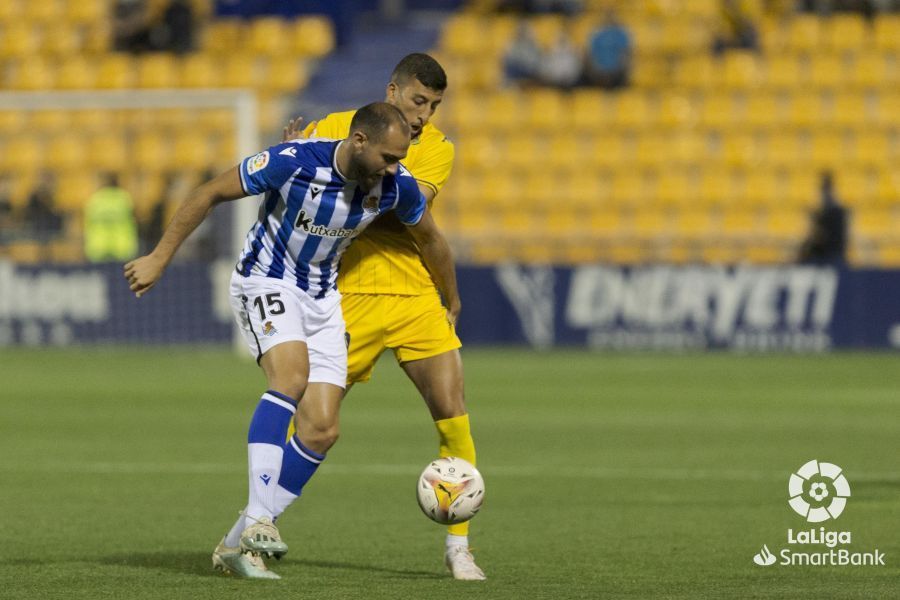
top-left (405, 207), bottom-right (461, 325)
top-left (125, 167), bottom-right (245, 297)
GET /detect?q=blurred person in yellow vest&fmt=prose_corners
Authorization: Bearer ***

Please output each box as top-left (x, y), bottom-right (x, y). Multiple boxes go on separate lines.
top-left (85, 172), bottom-right (138, 262)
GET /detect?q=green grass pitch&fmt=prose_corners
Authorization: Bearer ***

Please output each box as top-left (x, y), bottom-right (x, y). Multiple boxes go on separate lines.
top-left (0, 348), bottom-right (897, 599)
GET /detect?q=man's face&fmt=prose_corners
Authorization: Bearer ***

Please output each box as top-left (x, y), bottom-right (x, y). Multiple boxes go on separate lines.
top-left (349, 124), bottom-right (410, 190)
top-left (386, 78), bottom-right (444, 139)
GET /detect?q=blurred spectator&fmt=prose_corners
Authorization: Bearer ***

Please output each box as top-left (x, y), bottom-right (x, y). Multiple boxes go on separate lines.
top-left (24, 173), bottom-right (64, 242)
top-left (504, 22), bottom-right (543, 86)
top-left (84, 173), bottom-right (139, 262)
top-left (113, 0), bottom-right (153, 53)
top-left (152, 0), bottom-right (197, 54)
top-left (539, 31), bottom-right (583, 89)
top-left (798, 171), bottom-right (848, 265)
top-left (585, 10), bottom-right (632, 90)
top-left (498, 0), bottom-right (583, 14)
top-left (712, 0), bottom-right (759, 55)
top-left (799, 0), bottom-right (876, 18)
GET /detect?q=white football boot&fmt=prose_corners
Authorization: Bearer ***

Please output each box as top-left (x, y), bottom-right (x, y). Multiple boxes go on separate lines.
top-left (240, 515), bottom-right (288, 559)
top-left (445, 545), bottom-right (486, 580)
top-left (212, 539), bottom-right (280, 579)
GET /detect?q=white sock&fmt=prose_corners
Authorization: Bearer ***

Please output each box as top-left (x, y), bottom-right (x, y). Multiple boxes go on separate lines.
top-left (446, 534), bottom-right (468, 549)
top-left (246, 443), bottom-right (283, 520)
top-left (223, 511), bottom-right (246, 548)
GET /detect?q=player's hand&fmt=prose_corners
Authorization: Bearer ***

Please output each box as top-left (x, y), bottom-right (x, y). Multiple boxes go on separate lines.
top-left (124, 253), bottom-right (166, 298)
top-left (282, 116), bottom-right (308, 142)
top-left (446, 297), bottom-right (461, 328)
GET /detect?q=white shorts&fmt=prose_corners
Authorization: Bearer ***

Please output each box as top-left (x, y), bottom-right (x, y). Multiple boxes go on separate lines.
top-left (229, 271), bottom-right (347, 388)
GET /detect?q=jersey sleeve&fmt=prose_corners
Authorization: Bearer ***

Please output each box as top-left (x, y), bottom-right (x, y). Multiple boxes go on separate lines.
top-left (394, 165), bottom-right (427, 226)
top-left (412, 135), bottom-right (454, 196)
top-left (239, 143), bottom-right (301, 195)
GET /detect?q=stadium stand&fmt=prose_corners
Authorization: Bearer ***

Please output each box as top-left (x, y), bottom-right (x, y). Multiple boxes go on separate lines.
top-left (0, 0), bottom-right (334, 262)
top-left (432, 0), bottom-right (900, 266)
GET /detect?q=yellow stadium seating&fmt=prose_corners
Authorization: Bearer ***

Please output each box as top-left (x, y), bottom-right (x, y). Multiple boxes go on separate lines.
top-left (56, 57), bottom-right (97, 89)
top-left (765, 209), bottom-right (808, 241)
top-left (202, 20), bottom-right (243, 54)
top-left (133, 132), bottom-right (169, 173)
top-left (95, 55), bottom-right (136, 89)
top-left (722, 52), bottom-right (762, 90)
top-left (786, 15), bottom-right (822, 53)
top-left (88, 134), bottom-right (129, 172)
top-left (247, 17), bottom-right (289, 56)
top-left (22, 0), bottom-right (60, 24)
top-left (56, 173), bottom-right (98, 212)
top-left (850, 52), bottom-right (888, 88)
top-left (292, 16), bottom-right (335, 57)
top-left (873, 15), bottom-right (900, 51)
top-left (9, 57), bottom-right (55, 90)
top-left (674, 55), bottom-right (716, 89)
top-left (744, 170), bottom-right (780, 207)
top-left (524, 89), bottom-right (568, 130)
top-left (570, 89), bottom-right (610, 130)
top-left (137, 54), bottom-right (180, 88)
top-left (810, 132), bottom-right (844, 169)
top-left (46, 135), bottom-right (87, 172)
top-left (655, 170), bottom-right (692, 207)
top-left (42, 24), bottom-right (82, 57)
top-left (825, 14), bottom-right (868, 53)
top-left (766, 55), bottom-right (803, 90)
top-left (179, 54), bottom-right (218, 88)
top-left (64, 0), bottom-right (106, 25)
top-left (485, 92), bottom-right (523, 131)
top-left (809, 53), bottom-right (846, 89)
top-left (721, 210), bottom-right (760, 238)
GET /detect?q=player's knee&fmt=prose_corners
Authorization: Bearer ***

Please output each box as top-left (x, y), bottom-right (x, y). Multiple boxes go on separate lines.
top-left (302, 422), bottom-right (340, 452)
top-left (270, 371), bottom-right (308, 401)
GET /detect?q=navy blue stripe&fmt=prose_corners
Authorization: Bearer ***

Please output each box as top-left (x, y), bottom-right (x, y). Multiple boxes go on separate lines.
top-left (294, 174), bottom-right (343, 292)
top-left (265, 389), bottom-right (298, 407)
top-left (266, 173), bottom-right (311, 280)
top-left (239, 191), bottom-right (279, 276)
top-left (379, 178), bottom-right (397, 213)
top-left (293, 434), bottom-right (326, 461)
top-left (314, 186), bottom-right (366, 299)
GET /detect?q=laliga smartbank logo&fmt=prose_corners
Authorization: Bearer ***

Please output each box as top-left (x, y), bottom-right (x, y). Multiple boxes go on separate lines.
top-left (752, 460), bottom-right (886, 568)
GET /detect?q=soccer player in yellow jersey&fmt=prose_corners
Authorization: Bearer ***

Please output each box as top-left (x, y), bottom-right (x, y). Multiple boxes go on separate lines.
top-left (286, 53), bottom-right (484, 580)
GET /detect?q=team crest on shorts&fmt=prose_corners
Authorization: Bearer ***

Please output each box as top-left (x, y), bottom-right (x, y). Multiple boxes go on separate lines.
top-left (262, 321), bottom-right (278, 336)
top-left (363, 195), bottom-right (380, 213)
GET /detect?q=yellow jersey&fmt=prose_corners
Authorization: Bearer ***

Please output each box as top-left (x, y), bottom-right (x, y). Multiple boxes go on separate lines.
top-left (304, 110), bottom-right (454, 295)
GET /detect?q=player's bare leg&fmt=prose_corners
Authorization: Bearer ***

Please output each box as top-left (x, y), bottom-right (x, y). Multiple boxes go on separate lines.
top-left (402, 349), bottom-right (486, 581)
top-left (293, 382), bottom-right (345, 455)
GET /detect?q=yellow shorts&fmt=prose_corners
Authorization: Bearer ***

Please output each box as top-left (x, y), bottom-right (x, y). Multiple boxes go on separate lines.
top-left (342, 292), bottom-right (462, 384)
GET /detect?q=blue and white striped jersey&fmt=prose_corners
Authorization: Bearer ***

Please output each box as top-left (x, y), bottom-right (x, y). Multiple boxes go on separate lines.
top-left (236, 139), bottom-right (426, 298)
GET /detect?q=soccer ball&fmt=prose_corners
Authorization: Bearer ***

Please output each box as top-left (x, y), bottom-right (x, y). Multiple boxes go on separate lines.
top-left (416, 457), bottom-right (484, 525)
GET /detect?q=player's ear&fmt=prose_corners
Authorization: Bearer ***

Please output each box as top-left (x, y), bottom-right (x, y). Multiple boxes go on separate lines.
top-left (386, 81), bottom-right (398, 101)
top-left (350, 130), bottom-right (368, 149)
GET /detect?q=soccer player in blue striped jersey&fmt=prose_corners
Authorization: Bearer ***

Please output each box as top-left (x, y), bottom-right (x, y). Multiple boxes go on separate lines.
top-left (125, 102), bottom-right (460, 579)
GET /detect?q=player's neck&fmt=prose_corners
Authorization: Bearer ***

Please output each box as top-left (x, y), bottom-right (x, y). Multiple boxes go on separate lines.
top-left (333, 140), bottom-right (354, 182)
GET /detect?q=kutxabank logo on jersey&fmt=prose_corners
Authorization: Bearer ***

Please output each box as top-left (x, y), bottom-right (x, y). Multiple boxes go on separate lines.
top-left (751, 460), bottom-right (886, 568)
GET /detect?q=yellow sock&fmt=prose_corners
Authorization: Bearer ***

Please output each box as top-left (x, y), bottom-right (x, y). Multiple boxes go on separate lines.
top-left (434, 414), bottom-right (477, 537)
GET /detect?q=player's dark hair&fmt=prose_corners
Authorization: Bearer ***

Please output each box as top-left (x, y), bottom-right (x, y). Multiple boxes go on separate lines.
top-left (350, 102), bottom-right (410, 142)
top-left (390, 53), bottom-right (447, 91)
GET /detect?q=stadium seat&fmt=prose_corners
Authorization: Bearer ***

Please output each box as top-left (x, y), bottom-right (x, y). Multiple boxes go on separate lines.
top-left (744, 170), bottom-right (779, 207)
top-left (137, 54), bottom-right (180, 88)
top-left (674, 55), bottom-right (715, 89)
top-left (765, 55), bottom-right (803, 90)
top-left (56, 57), bottom-right (97, 89)
top-left (668, 131), bottom-right (704, 165)
top-left (765, 209), bottom-right (808, 241)
top-left (788, 93), bottom-right (823, 128)
top-left (785, 170), bottom-right (817, 208)
top-left (524, 89), bottom-right (568, 130)
top-left (1, 138), bottom-right (43, 172)
top-left (22, 0), bottom-right (60, 24)
top-left (56, 173), bottom-right (98, 212)
top-left (723, 134), bottom-right (763, 168)
top-left (88, 134), bottom-right (129, 172)
top-left (42, 24), bottom-right (82, 57)
top-left (854, 209), bottom-right (894, 239)
top-left (202, 20), bottom-right (243, 54)
top-left (221, 55), bottom-right (255, 88)
top-left (64, 0), bottom-right (105, 24)
top-left (656, 94), bottom-right (697, 129)
top-left (674, 210), bottom-right (716, 241)
top-left (263, 57), bottom-right (309, 93)
top-left (610, 171), bottom-right (646, 207)
top-left (133, 132), bottom-right (169, 172)
top-left (850, 52), bottom-right (888, 89)
top-left (655, 170), bottom-right (691, 207)
top-left (825, 14), bottom-right (868, 53)
top-left (292, 16), bottom-right (335, 58)
top-left (785, 15), bottom-right (822, 53)
top-left (173, 132), bottom-right (210, 170)
top-left (612, 91), bottom-right (652, 129)
top-left (700, 92), bottom-right (736, 128)
top-left (8, 57), bottom-right (55, 90)
top-left (873, 15), bottom-right (900, 51)
top-left (180, 54), bottom-right (218, 88)
top-left (46, 135), bottom-right (87, 172)
top-left (698, 170), bottom-right (735, 207)
top-left (850, 131), bottom-right (889, 167)
top-left (809, 54), bottom-right (846, 89)
top-left (82, 22), bottom-right (111, 53)
top-left (722, 52), bottom-right (762, 90)
top-left (745, 92), bottom-right (785, 128)
top-left (720, 210), bottom-right (760, 239)
top-left (96, 55), bottom-right (136, 89)
top-left (631, 208), bottom-right (668, 239)
top-left (440, 13), bottom-right (484, 56)
top-left (809, 132), bottom-right (844, 169)
top-left (485, 92), bottom-right (523, 132)
top-left (571, 89), bottom-right (610, 131)
top-left (248, 17), bottom-right (289, 56)
top-left (506, 133), bottom-right (543, 170)
top-left (588, 210), bottom-right (624, 236)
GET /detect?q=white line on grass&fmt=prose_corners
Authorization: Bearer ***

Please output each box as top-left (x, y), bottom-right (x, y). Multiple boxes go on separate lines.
top-left (1, 461), bottom-right (897, 482)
